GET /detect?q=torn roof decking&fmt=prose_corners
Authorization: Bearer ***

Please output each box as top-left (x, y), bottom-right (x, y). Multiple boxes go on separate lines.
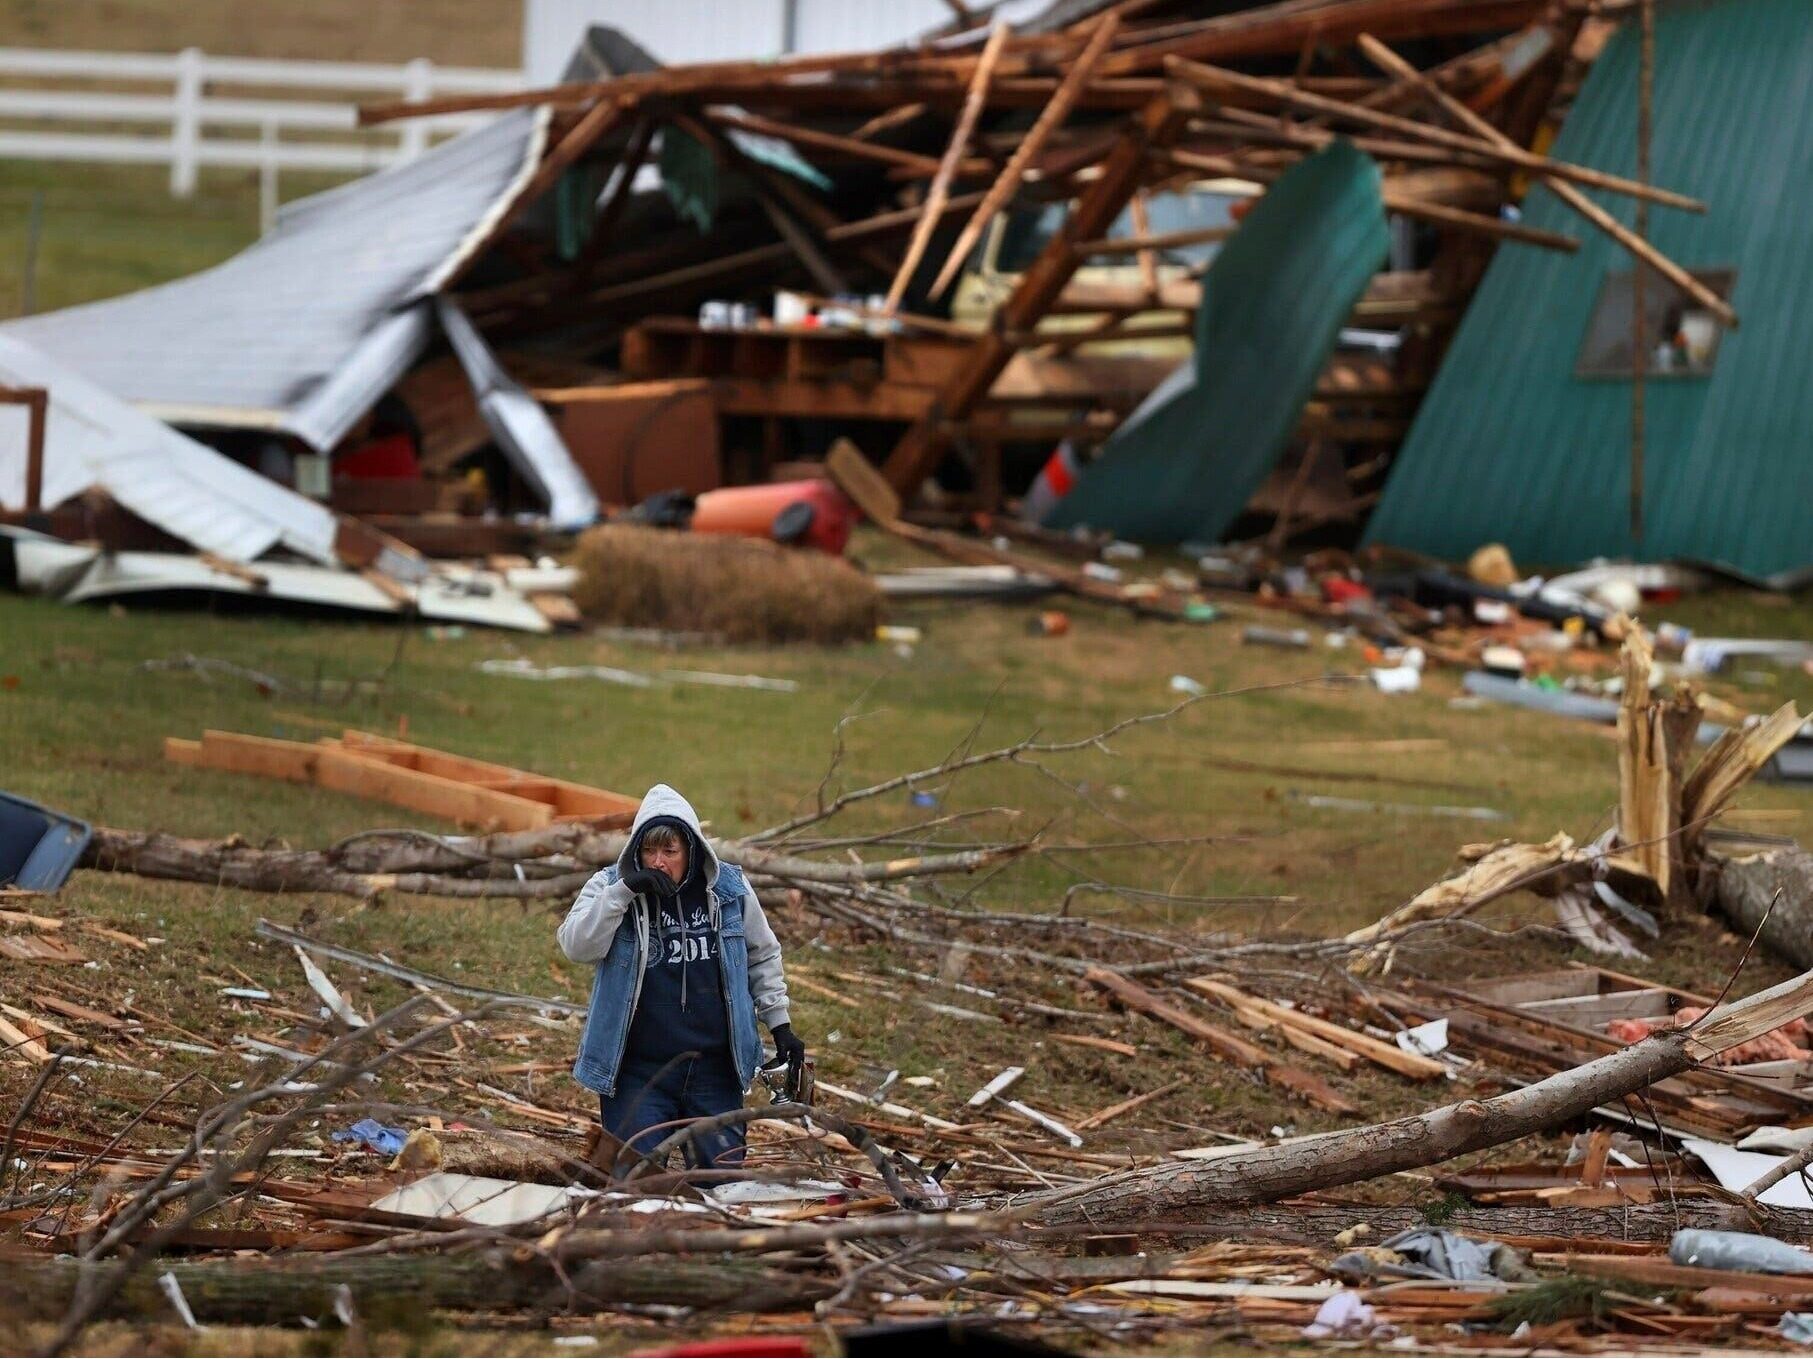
top-left (2, 108), bottom-right (550, 454)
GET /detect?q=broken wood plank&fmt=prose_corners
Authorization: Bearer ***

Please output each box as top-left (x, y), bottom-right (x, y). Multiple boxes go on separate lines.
top-left (77, 921), bottom-right (149, 952)
top-left (814, 1078), bottom-right (964, 1131)
top-left (0, 1001), bottom-right (77, 1042)
top-left (1349, 34), bottom-right (1736, 329)
top-left (0, 935), bottom-right (87, 964)
top-left (1086, 967), bottom-right (1270, 1066)
top-left (708, 108), bottom-right (951, 177)
top-left (0, 1012), bottom-right (52, 1063)
top-left (968, 1067), bottom-right (1026, 1108)
top-left (998, 1098), bottom-right (1084, 1148)
top-left (1075, 1079), bottom-right (1187, 1131)
top-left (1085, 967), bottom-right (1357, 1114)
top-left (1074, 222), bottom-right (1239, 258)
top-left (0, 908), bottom-right (64, 931)
top-left (1184, 979), bottom-right (1448, 1080)
top-left (786, 973), bottom-right (863, 1008)
top-left (32, 992), bottom-right (130, 1030)
top-left (313, 745), bottom-right (556, 831)
top-left (1264, 1017), bottom-right (1362, 1072)
top-left (166, 731), bottom-right (318, 783)
top-left (1169, 54), bottom-right (1704, 214)
top-left (884, 18), bottom-right (1009, 311)
top-left (1537, 1252), bottom-right (1813, 1297)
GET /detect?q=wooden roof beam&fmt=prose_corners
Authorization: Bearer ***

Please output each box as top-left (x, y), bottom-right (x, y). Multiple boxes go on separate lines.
top-left (882, 86), bottom-right (1194, 499)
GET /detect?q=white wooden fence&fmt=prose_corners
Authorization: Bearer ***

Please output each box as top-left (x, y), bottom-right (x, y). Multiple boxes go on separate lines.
top-left (0, 47), bottom-right (522, 223)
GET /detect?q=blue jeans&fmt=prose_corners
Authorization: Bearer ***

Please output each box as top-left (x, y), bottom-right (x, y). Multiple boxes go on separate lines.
top-left (598, 1051), bottom-right (747, 1176)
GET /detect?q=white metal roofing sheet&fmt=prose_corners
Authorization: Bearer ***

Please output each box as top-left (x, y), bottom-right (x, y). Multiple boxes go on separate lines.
top-left (0, 334), bottom-right (340, 563)
top-left (2, 108), bottom-right (548, 452)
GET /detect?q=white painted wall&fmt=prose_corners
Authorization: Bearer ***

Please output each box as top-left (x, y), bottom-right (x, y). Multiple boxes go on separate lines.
top-left (522, 0), bottom-right (957, 83)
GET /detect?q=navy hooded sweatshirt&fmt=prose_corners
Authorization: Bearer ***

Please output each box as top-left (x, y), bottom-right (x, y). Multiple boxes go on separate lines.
top-left (623, 815), bottom-right (732, 1062)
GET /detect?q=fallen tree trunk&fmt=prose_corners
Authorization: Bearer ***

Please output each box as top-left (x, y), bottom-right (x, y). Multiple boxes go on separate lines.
top-left (1044, 1197), bottom-right (1805, 1247)
top-left (81, 826), bottom-right (1026, 901)
top-left (80, 826), bottom-right (592, 900)
top-left (551, 1210), bottom-right (1016, 1264)
top-left (1026, 963), bottom-right (1813, 1225)
top-left (1713, 847), bottom-right (1813, 971)
top-left (1, 1252), bottom-right (827, 1326)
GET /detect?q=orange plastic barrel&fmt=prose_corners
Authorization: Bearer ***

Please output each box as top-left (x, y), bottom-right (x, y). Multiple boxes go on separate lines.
top-left (690, 479), bottom-right (855, 555)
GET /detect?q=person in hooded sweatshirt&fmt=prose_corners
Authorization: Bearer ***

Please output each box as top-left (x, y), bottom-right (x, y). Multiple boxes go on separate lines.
top-left (558, 784), bottom-right (804, 1174)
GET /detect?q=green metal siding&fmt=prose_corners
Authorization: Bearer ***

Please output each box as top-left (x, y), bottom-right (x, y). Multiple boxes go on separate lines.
top-left (1045, 139), bottom-right (1388, 544)
top-left (1365, 0), bottom-right (1813, 578)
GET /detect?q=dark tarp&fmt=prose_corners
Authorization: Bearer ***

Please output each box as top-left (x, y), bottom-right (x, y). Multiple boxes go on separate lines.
top-left (1043, 138), bottom-right (1388, 545)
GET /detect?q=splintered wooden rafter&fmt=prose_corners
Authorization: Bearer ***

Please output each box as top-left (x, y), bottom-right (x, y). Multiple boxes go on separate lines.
top-left (882, 88), bottom-right (1192, 497)
top-left (885, 18), bottom-right (1010, 312)
top-left (1351, 33), bottom-right (1737, 329)
top-left (1168, 55), bottom-right (1704, 213)
top-left (927, 13), bottom-right (1124, 301)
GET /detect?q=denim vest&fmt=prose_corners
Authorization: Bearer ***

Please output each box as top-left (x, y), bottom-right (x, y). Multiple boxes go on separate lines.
top-left (571, 861), bottom-right (764, 1096)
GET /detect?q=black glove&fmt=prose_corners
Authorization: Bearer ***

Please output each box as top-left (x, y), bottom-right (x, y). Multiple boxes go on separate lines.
top-left (620, 866), bottom-right (677, 898)
top-left (769, 1023), bottom-right (807, 1083)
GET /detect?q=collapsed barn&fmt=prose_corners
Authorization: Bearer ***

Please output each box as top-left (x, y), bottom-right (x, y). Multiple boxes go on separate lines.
top-left (3, 0), bottom-right (1759, 617)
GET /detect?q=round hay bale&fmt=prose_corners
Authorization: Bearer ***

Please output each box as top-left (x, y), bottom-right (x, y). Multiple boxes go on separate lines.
top-left (572, 524), bottom-right (880, 645)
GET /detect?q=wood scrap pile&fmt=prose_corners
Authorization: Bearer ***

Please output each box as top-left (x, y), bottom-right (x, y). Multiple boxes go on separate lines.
top-left (13, 925), bottom-right (1813, 1352)
top-left (18, 678), bottom-right (1813, 1350)
top-left (1368, 965), bottom-right (1813, 1144)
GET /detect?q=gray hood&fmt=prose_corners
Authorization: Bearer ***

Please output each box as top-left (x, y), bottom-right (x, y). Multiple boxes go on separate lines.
top-left (615, 783), bottom-right (720, 887)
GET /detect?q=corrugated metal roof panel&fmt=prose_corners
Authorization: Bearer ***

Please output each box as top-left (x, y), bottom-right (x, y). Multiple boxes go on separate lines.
top-left (437, 298), bottom-right (599, 527)
top-left (2, 109), bottom-right (547, 452)
top-left (0, 335), bottom-right (340, 564)
top-left (1045, 139), bottom-right (1389, 544)
top-left (1365, 0), bottom-right (1813, 578)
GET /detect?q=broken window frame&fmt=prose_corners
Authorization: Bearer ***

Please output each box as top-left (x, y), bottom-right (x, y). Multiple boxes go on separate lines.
top-left (1574, 266), bottom-right (1736, 380)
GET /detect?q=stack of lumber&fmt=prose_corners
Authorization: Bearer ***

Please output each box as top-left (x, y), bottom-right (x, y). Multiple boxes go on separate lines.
top-left (166, 728), bottom-right (638, 831)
